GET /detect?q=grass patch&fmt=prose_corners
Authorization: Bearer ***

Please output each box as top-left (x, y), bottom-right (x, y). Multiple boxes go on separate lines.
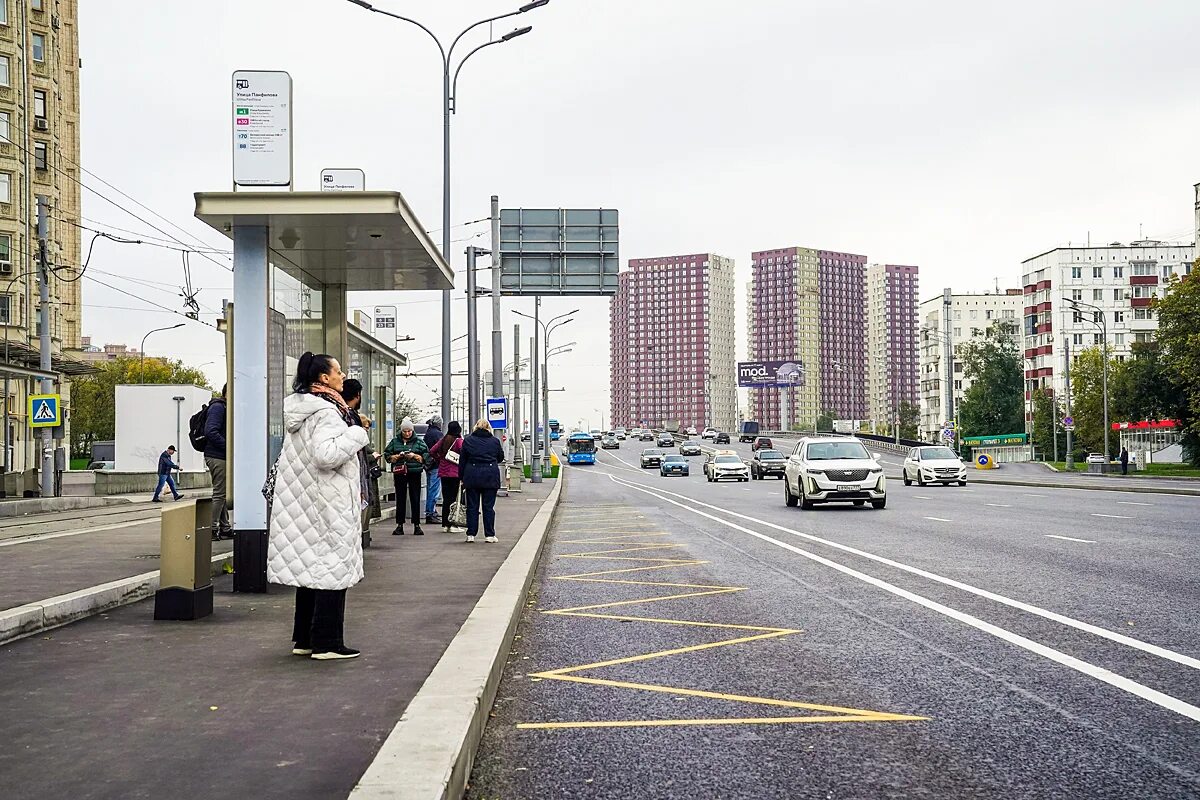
top-left (70, 458), bottom-right (89, 471)
top-left (1045, 461), bottom-right (1200, 478)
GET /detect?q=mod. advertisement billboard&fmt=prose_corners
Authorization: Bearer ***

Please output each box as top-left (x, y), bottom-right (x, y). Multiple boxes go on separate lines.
top-left (737, 360), bottom-right (806, 388)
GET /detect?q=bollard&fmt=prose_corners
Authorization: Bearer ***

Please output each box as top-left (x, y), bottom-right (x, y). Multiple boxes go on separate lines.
top-left (154, 498), bottom-right (214, 620)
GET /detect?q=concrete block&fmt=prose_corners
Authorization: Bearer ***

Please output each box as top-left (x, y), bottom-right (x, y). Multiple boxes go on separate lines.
top-left (0, 604), bottom-right (45, 643)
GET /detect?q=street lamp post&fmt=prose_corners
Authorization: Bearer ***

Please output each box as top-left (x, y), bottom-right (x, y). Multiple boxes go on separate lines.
top-left (140, 324), bottom-right (185, 382)
top-left (514, 306), bottom-right (575, 471)
top-left (344, 0), bottom-right (549, 424)
top-left (1067, 299), bottom-right (1111, 461)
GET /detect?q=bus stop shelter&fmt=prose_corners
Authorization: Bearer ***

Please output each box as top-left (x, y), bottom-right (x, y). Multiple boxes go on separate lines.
top-left (193, 191), bottom-right (452, 590)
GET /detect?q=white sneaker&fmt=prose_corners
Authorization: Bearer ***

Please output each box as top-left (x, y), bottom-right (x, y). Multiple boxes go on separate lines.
top-left (485, 535), bottom-right (498, 543)
top-left (466, 535), bottom-right (476, 543)
top-left (292, 647), bottom-right (313, 656)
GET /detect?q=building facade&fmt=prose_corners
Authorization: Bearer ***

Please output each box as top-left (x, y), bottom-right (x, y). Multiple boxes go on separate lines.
top-left (818, 249), bottom-right (868, 420)
top-left (608, 253), bottom-right (737, 432)
top-left (1021, 242), bottom-right (1195, 420)
top-left (0, 0), bottom-right (83, 478)
top-left (917, 289), bottom-right (1024, 442)
top-left (747, 247), bottom-right (819, 430)
top-left (865, 263), bottom-right (919, 430)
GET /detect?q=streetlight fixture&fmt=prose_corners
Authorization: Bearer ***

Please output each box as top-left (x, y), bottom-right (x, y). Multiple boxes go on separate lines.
top-left (344, 0), bottom-right (550, 424)
top-left (513, 307), bottom-right (575, 466)
top-left (1066, 299), bottom-right (1111, 460)
top-left (140, 323), bottom-right (185, 382)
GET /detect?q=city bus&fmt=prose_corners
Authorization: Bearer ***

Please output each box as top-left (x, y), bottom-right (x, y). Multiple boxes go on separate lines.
top-left (566, 432), bottom-right (596, 465)
top-left (548, 419), bottom-right (562, 440)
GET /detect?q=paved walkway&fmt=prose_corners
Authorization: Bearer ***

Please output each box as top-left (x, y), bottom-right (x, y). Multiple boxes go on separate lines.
top-left (0, 478), bottom-right (555, 800)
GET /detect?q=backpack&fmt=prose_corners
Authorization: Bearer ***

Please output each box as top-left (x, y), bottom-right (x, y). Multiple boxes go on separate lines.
top-left (188, 400), bottom-right (218, 452)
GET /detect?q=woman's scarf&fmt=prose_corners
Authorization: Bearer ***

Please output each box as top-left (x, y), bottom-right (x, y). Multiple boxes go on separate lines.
top-left (309, 384), bottom-right (368, 509)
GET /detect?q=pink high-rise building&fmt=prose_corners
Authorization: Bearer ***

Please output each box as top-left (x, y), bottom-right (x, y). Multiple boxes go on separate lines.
top-left (609, 253), bottom-right (737, 432)
top-left (865, 263), bottom-right (919, 429)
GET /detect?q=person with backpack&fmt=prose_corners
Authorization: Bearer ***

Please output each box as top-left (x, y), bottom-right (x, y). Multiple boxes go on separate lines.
top-left (423, 417), bottom-right (444, 525)
top-left (383, 418), bottom-right (429, 535)
top-left (429, 420), bottom-right (464, 531)
top-left (189, 386), bottom-right (231, 540)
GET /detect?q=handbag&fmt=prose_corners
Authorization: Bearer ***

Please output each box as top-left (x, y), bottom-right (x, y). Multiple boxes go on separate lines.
top-left (261, 458), bottom-right (279, 502)
top-left (448, 500), bottom-right (467, 527)
top-left (392, 460), bottom-right (408, 476)
top-left (445, 449), bottom-right (461, 465)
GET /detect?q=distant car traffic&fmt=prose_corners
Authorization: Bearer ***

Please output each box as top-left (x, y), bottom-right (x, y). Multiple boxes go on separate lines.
top-left (640, 449), bottom-right (665, 468)
top-left (685, 426), bottom-right (699, 436)
top-left (640, 430), bottom-right (655, 441)
top-left (784, 437), bottom-right (886, 510)
top-left (1085, 453), bottom-right (1108, 465)
top-left (750, 449), bottom-right (786, 480)
top-left (659, 454), bottom-right (690, 477)
top-left (903, 446), bottom-right (967, 486)
top-left (590, 430), bottom-right (603, 440)
top-left (704, 450), bottom-right (749, 482)
top-left (87, 460), bottom-right (116, 471)
top-left (713, 431), bottom-right (730, 444)
top-left (738, 421), bottom-right (761, 443)
top-left (657, 433), bottom-right (675, 447)
top-left (701, 428), bottom-right (717, 440)
top-left (751, 436), bottom-right (773, 452)
top-left (614, 428), bottom-right (628, 440)
top-left (601, 434), bottom-right (620, 450)
top-left (679, 440), bottom-right (703, 456)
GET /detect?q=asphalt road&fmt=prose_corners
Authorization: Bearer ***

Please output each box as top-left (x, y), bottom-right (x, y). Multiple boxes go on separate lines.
top-left (468, 438), bottom-right (1200, 799)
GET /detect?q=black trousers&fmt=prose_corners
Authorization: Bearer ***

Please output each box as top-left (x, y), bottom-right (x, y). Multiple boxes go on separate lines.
top-left (292, 587), bottom-right (347, 652)
top-left (440, 477), bottom-right (461, 528)
top-left (465, 488), bottom-right (497, 537)
top-left (394, 470), bottom-right (423, 525)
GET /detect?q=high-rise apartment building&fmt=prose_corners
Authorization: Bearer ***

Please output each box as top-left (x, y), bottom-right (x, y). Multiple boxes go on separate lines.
top-left (1021, 242), bottom-right (1194, 419)
top-left (609, 253), bottom-right (737, 432)
top-left (865, 264), bottom-right (919, 429)
top-left (747, 247), bottom-right (866, 429)
top-left (0, 0), bottom-right (84, 477)
top-left (917, 289), bottom-right (1024, 441)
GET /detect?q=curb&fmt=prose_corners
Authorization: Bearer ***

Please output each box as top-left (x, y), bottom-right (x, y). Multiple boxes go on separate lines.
top-left (882, 471), bottom-right (1200, 497)
top-left (350, 477), bottom-right (565, 800)
top-left (0, 551), bottom-right (234, 646)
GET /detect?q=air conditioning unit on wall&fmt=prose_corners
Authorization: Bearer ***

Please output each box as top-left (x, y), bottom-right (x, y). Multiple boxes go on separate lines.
top-left (34, 118), bottom-right (48, 131)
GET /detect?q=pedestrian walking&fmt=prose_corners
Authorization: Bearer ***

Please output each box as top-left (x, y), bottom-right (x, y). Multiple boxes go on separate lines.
top-left (203, 385), bottom-right (233, 539)
top-left (461, 418), bottom-right (505, 544)
top-left (267, 352), bottom-right (371, 661)
top-left (429, 420), bottom-right (464, 531)
top-left (151, 445), bottom-right (184, 503)
top-left (1120, 446), bottom-right (1129, 476)
top-left (341, 379), bottom-right (383, 537)
top-left (423, 417), bottom-right (444, 525)
top-left (384, 417), bottom-right (429, 535)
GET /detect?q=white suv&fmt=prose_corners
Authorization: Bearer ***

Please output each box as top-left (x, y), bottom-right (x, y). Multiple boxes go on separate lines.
top-left (704, 450), bottom-right (750, 482)
top-left (701, 427), bottom-right (718, 440)
top-left (903, 445), bottom-right (967, 487)
top-left (784, 437), bottom-right (886, 509)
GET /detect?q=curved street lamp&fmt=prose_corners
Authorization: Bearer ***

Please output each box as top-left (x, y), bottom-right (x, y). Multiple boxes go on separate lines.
top-left (140, 323), bottom-right (185, 382)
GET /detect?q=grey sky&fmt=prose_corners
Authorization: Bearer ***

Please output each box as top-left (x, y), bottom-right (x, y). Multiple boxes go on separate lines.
top-left (80, 1), bottom-right (1199, 430)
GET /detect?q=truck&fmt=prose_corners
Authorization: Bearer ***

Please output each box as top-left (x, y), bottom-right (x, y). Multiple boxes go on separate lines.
top-left (738, 420), bottom-right (761, 443)
top-left (833, 419), bottom-right (855, 434)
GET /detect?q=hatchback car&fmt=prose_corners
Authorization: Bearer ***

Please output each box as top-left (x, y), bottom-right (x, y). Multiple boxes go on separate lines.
top-left (784, 437), bottom-right (886, 509)
top-left (712, 431), bottom-right (730, 444)
top-left (600, 435), bottom-right (620, 450)
top-left (751, 436), bottom-right (774, 452)
top-left (640, 448), bottom-right (665, 468)
top-left (679, 440), bottom-right (703, 456)
top-left (657, 433), bottom-right (675, 447)
top-left (704, 451), bottom-right (750, 482)
top-left (750, 449), bottom-right (786, 480)
top-left (903, 445), bottom-right (966, 486)
top-left (659, 454), bottom-right (690, 477)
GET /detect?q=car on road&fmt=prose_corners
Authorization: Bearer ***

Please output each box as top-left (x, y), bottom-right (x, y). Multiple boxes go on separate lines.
top-left (750, 449), bottom-right (786, 480)
top-left (903, 445), bottom-right (967, 486)
top-left (590, 429), bottom-right (603, 440)
top-left (751, 436), bottom-right (773, 452)
top-left (614, 428), bottom-right (628, 440)
top-left (86, 460), bottom-right (116, 471)
top-left (600, 434), bottom-right (620, 450)
top-left (685, 426), bottom-right (699, 436)
top-left (1085, 453), bottom-right (1108, 465)
top-left (640, 448), bottom-right (665, 468)
top-left (679, 440), bottom-right (703, 456)
top-left (640, 430), bottom-right (655, 441)
top-left (738, 420), bottom-right (761, 443)
top-left (784, 437), bottom-right (886, 509)
top-left (659, 454), bottom-right (690, 477)
top-left (713, 431), bottom-right (730, 444)
top-left (701, 427), bottom-right (718, 440)
top-left (657, 433), bottom-right (675, 447)
top-left (704, 450), bottom-right (750, 482)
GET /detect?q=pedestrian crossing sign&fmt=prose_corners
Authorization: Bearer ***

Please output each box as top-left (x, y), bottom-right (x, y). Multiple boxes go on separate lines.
top-left (29, 394), bottom-right (61, 428)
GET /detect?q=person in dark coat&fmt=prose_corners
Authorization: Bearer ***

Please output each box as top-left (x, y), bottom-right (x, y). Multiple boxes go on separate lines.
top-left (423, 417), bottom-right (445, 525)
top-left (204, 386), bottom-right (232, 539)
top-left (340, 380), bottom-right (382, 537)
top-left (1119, 447), bottom-right (1129, 475)
top-left (460, 418), bottom-right (505, 543)
top-left (152, 445), bottom-right (184, 503)
top-left (383, 418), bottom-right (429, 535)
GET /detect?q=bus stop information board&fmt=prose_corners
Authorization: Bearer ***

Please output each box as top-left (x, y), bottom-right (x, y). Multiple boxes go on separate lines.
top-left (232, 70), bottom-right (293, 187)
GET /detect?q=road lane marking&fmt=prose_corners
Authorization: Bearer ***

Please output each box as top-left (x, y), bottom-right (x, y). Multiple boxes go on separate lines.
top-left (1091, 513), bottom-right (1133, 519)
top-left (985, 503), bottom-right (1012, 508)
top-left (1044, 535), bottom-right (1096, 543)
top-left (1023, 494), bottom-right (1047, 498)
top-left (606, 474), bottom-right (1200, 722)
top-left (1117, 501), bottom-right (1153, 507)
top-left (924, 517), bottom-right (952, 522)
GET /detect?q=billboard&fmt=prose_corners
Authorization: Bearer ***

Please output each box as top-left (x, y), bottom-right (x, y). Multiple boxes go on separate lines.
top-left (737, 360), bottom-right (806, 388)
top-left (499, 208), bottom-right (619, 295)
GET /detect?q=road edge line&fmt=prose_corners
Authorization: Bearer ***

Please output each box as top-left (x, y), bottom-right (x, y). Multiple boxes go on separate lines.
top-left (349, 476), bottom-right (565, 800)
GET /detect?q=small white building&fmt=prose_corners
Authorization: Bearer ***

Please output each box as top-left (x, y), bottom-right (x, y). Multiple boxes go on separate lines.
top-left (115, 385), bottom-right (215, 473)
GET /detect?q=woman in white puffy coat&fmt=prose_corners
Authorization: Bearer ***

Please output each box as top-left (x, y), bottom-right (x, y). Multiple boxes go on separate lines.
top-left (268, 352), bottom-right (371, 661)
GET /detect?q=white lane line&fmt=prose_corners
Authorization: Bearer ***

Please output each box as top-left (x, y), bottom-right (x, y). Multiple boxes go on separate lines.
top-left (1117, 501), bottom-right (1153, 507)
top-left (0, 517), bottom-right (160, 547)
top-left (924, 516), bottom-right (952, 522)
top-left (600, 473), bottom-right (1200, 673)
top-left (1092, 513), bottom-right (1133, 519)
top-left (913, 495), bottom-right (932, 500)
top-left (985, 503), bottom-right (1012, 508)
top-left (1045, 535), bottom-right (1096, 544)
top-left (1023, 493), bottom-right (1048, 498)
top-left (607, 474), bottom-right (1200, 722)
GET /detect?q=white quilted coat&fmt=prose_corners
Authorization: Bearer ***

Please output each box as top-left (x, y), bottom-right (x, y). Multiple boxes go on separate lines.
top-left (267, 392), bottom-right (371, 590)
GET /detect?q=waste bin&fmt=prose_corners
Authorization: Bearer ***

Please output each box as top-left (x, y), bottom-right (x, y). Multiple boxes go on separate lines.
top-left (154, 498), bottom-right (215, 620)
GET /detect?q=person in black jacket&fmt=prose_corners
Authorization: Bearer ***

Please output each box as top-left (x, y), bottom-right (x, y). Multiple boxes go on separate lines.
top-left (204, 386), bottom-right (232, 539)
top-left (460, 418), bottom-right (505, 543)
top-left (423, 416), bottom-right (444, 524)
top-left (152, 445), bottom-right (184, 503)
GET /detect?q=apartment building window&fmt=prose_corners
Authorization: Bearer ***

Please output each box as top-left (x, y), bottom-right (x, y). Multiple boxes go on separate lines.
top-left (1113, 288), bottom-right (1124, 302)
top-left (0, 234), bottom-right (9, 274)
top-left (33, 89), bottom-right (46, 119)
top-left (1092, 289), bottom-right (1103, 302)
top-left (33, 141), bottom-right (46, 170)
top-left (32, 0), bottom-right (44, 11)
top-left (1093, 333), bottom-right (1102, 345)
top-left (1071, 289), bottom-right (1082, 301)
top-left (1073, 310), bottom-right (1083, 323)
top-left (1072, 334), bottom-right (1083, 345)
top-left (1071, 266), bottom-right (1082, 279)
top-left (1131, 285), bottom-right (1157, 299)
top-left (0, 4), bottom-right (6, 25)
top-left (1114, 333), bottom-right (1125, 346)
top-left (0, 172), bottom-right (10, 204)
top-left (1131, 263), bottom-right (1155, 276)
top-left (1134, 308), bottom-right (1153, 320)
top-left (0, 56), bottom-right (9, 87)
top-left (0, 111), bottom-right (8, 146)
top-left (1114, 266), bottom-right (1123, 278)
top-left (1092, 267), bottom-right (1103, 278)
top-left (1113, 311), bottom-right (1124, 323)
top-left (31, 33), bottom-right (45, 63)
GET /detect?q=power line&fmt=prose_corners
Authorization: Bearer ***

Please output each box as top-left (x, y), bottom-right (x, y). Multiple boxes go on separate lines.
top-left (81, 273), bottom-right (219, 329)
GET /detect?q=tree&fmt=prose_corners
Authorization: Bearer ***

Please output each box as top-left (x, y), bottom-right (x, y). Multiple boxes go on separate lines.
top-left (394, 391), bottom-right (425, 425)
top-left (1153, 270), bottom-right (1200, 465)
top-left (897, 401), bottom-right (920, 440)
top-left (1030, 387), bottom-right (1063, 460)
top-left (816, 409), bottom-right (838, 433)
top-left (69, 356), bottom-right (212, 459)
top-left (1067, 346), bottom-right (1118, 458)
top-left (1108, 341), bottom-right (1185, 424)
top-left (956, 321), bottom-right (1023, 442)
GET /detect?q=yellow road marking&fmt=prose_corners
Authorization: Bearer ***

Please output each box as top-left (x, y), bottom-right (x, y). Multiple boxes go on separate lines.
top-left (556, 563), bottom-right (711, 580)
top-left (518, 713), bottom-right (925, 730)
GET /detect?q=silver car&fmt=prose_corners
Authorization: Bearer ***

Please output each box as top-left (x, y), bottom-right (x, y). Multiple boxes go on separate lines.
top-left (784, 437), bottom-right (886, 509)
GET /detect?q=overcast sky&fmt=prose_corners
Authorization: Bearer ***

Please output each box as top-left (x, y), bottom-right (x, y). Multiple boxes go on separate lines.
top-left (79, 0), bottom-right (1199, 430)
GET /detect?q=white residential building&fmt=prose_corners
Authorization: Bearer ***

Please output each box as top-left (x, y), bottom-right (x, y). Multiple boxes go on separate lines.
top-left (918, 289), bottom-right (1024, 441)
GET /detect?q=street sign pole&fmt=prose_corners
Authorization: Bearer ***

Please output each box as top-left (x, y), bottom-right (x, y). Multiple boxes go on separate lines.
top-left (37, 197), bottom-right (54, 497)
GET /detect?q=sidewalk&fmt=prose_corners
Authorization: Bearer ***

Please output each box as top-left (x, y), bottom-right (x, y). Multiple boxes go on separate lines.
top-left (0, 478), bottom-right (557, 800)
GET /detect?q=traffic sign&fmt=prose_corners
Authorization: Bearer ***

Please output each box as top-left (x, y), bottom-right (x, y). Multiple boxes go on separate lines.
top-left (29, 394), bottom-right (61, 428)
top-left (942, 428), bottom-right (955, 441)
top-left (486, 397), bottom-right (508, 430)
top-left (1062, 416), bottom-right (1074, 428)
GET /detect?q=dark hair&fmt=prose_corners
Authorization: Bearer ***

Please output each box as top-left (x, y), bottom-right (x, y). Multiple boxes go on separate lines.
top-left (446, 420), bottom-right (462, 437)
top-left (341, 378), bottom-right (363, 404)
top-left (292, 352), bottom-right (337, 393)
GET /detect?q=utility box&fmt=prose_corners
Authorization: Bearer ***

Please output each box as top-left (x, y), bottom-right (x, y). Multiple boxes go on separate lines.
top-left (154, 498), bottom-right (214, 620)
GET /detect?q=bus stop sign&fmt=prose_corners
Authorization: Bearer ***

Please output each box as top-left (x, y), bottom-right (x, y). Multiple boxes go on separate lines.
top-left (486, 397), bottom-right (508, 430)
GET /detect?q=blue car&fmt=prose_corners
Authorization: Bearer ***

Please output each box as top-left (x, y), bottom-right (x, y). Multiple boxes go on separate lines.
top-left (659, 454), bottom-right (690, 477)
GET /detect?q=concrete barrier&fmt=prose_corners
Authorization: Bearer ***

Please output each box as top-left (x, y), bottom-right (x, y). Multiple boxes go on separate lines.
top-left (0, 496), bottom-right (133, 517)
top-left (61, 470), bottom-right (213, 497)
